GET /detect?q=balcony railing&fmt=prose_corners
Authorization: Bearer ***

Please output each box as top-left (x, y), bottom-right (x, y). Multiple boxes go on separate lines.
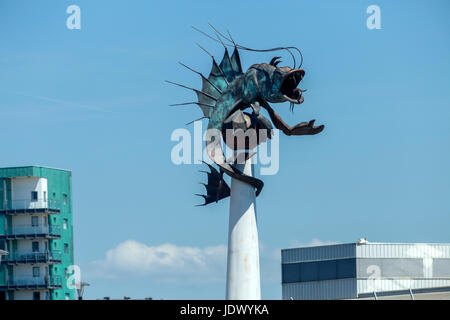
top-left (2, 251), bottom-right (62, 264)
top-left (0, 199), bottom-right (60, 215)
top-left (0, 225), bottom-right (61, 240)
top-left (1, 276), bottom-right (62, 290)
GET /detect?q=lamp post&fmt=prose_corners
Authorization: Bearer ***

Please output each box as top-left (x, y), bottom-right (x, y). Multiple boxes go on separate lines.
top-left (76, 282), bottom-right (90, 300)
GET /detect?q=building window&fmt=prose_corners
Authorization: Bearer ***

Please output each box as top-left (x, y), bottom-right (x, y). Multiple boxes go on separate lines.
top-left (64, 243), bottom-right (69, 254)
top-left (63, 194), bottom-right (67, 205)
top-left (43, 191), bottom-right (47, 202)
top-left (65, 293), bottom-right (70, 300)
top-left (282, 258), bottom-right (357, 284)
top-left (33, 292), bottom-right (40, 300)
top-left (31, 216), bottom-right (39, 227)
top-left (32, 267), bottom-right (40, 278)
top-left (53, 242), bottom-right (57, 249)
top-left (32, 241), bottom-right (40, 252)
top-left (31, 191), bottom-right (38, 202)
top-left (63, 219), bottom-right (68, 230)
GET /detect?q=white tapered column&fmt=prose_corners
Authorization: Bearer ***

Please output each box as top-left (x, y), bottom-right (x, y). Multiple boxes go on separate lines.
top-left (226, 159), bottom-right (261, 300)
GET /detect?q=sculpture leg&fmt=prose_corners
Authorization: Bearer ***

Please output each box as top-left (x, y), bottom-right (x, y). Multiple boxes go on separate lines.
top-left (260, 100), bottom-right (324, 136)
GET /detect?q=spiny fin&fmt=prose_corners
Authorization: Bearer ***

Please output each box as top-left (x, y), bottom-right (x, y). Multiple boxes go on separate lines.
top-left (218, 49), bottom-right (235, 83)
top-left (196, 162), bottom-right (230, 206)
top-left (208, 58), bottom-right (229, 93)
top-left (169, 102), bottom-right (215, 109)
top-left (171, 44), bottom-right (244, 127)
top-left (178, 62), bottom-right (222, 119)
top-left (206, 48), bottom-right (244, 98)
top-left (186, 116), bottom-right (209, 125)
top-left (166, 80), bottom-right (217, 118)
top-left (200, 77), bottom-right (221, 118)
top-left (230, 47), bottom-right (243, 76)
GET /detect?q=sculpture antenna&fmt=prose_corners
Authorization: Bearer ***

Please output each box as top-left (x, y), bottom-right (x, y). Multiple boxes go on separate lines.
top-left (195, 24), bottom-right (303, 68)
top-left (226, 29), bottom-right (237, 48)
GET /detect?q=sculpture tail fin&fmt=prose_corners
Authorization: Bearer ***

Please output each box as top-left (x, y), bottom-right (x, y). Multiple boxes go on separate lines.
top-left (196, 162), bottom-right (230, 206)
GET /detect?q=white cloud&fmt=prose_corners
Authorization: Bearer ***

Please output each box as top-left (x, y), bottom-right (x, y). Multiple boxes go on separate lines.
top-left (290, 237), bottom-right (339, 248)
top-left (308, 237), bottom-right (339, 246)
top-left (84, 240), bottom-right (227, 282)
top-left (82, 238), bottom-right (336, 286)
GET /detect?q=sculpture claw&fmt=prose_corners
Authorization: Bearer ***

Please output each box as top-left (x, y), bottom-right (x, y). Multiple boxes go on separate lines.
top-left (288, 119), bottom-right (324, 136)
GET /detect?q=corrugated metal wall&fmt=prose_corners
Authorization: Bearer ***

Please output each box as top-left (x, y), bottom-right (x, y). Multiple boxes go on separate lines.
top-left (357, 258), bottom-right (424, 278)
top-left (355, 243), bottom-right (450, 296)
top-left (282, 279), bottom-right (357, 300)
top-left (434, 259), bottom-right (450, 277)
top-left (356, 243), bottom-right (450, 258)
top-left (282, 243), bottom-right (356, 263)
top-left (357, 279), bottom-right (450, 295)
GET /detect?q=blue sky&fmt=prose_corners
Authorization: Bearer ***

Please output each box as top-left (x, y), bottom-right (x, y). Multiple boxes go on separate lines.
top-left (1, 0), bottom-right (449, 299)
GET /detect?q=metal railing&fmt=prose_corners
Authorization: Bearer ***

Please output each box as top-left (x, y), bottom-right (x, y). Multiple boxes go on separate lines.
top-left (7, 276), bottom-right (62, 288)
top-left (1, 199), bottom-right (60, 211)
top-left (6, 225), bottom-right (61, 238)
top-left (4, 251), bottom-right (62, 264)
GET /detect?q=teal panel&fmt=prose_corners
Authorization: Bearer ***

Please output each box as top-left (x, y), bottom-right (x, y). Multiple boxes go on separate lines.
top-left (0, 167), bottom-right (35, 178)
top-left (38, 168), bottom-right (75, 300)
top-left (0, 178), bottom-right (10, 236)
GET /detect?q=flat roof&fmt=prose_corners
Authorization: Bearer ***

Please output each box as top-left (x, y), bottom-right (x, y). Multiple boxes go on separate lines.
top-left (0, 166), bottom-right (72, 179)
top-left (0, 165), bottom-right (72, 172)
top-left (281, 241), bottom-right (450, 252)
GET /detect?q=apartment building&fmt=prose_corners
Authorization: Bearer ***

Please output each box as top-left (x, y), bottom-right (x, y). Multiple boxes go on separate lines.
top-left (0, 166), bottom-right (75, 300)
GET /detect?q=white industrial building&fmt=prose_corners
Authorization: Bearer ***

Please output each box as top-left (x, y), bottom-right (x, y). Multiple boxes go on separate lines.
top-left (281, 240), bottom-right (450, 300)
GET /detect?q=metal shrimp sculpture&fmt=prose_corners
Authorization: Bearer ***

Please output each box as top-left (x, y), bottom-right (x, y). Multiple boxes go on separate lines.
top-left (167, 25), bottom-right (324, 206)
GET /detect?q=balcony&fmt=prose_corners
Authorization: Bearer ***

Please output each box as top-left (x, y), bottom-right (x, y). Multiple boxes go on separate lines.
top-left (0, 225), bottom-right (61, 240)
top-left (2, 251), bottom-right (62, 265)
top-left (0, 199), bottom-right (60, 215)
top-left (0, 276), bottom-right (62, 290)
